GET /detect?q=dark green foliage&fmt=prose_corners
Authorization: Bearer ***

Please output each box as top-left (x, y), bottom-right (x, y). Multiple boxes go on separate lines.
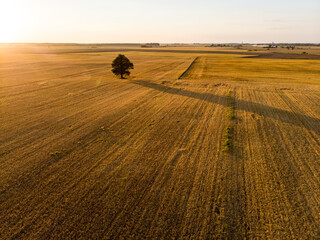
top-left (223, 90), bottom-right (236, 153)
top-left (223, 127), bottom-right (233, 152)
top-left (111, 54), bottom-right (134, 79)
top-left (224, 127), bottom-right (233, 138)
top-left (226, 91), bottom-right (235, 120)
top-left (226, 106), bottom-right (235, 120)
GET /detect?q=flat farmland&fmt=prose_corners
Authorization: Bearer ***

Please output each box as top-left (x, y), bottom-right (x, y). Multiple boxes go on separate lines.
top-left (1, 45), bottom-right (320, 239)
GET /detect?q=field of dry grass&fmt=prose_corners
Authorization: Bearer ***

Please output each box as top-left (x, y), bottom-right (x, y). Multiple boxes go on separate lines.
top-left (1, 44), bottom-right (320, 239)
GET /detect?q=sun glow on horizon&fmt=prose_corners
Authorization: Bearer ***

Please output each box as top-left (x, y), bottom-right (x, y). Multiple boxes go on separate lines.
top-left (0, 2), bottom-right (26, 43)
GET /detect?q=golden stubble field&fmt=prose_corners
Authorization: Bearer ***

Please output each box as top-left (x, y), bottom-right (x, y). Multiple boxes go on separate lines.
top-left (1, 44), bottom-right (320, 239)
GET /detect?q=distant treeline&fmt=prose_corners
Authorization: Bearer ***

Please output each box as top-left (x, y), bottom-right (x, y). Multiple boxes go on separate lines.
top-left (141, 43), bottom-right (160, 48)
top-left (208, 43), bottom-right (320, 47)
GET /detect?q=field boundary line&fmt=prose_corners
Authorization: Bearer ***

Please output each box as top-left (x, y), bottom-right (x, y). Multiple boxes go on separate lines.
top-left (178, 56), bottom-right (198, 79)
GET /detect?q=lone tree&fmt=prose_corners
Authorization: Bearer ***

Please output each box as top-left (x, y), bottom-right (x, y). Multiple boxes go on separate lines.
top-left (111, 54), bottom-right (134, 79)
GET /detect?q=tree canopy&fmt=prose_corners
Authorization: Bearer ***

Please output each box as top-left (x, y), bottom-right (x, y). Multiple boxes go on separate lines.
top-left (111, 54), bottom-right (134, 79)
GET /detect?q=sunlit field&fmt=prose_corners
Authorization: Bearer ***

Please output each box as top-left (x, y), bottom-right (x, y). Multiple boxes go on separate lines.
top-left (1, 44), bottom-right (320, 239)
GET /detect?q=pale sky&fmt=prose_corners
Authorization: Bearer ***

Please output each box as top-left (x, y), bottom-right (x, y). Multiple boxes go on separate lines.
top-left (0, 0), bottom-right (319, 43)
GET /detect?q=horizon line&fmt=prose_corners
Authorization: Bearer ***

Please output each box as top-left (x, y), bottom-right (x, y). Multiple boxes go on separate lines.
top-left (1, 42), bottom-right (320, 45)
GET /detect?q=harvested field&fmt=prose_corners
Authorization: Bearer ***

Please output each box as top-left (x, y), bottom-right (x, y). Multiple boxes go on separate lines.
top-left (48, 48), bottom-right (320, 60)
top-left (3, 44), bottom-right (320, 60)
top-left (1, 45), bottom-right (320, 239)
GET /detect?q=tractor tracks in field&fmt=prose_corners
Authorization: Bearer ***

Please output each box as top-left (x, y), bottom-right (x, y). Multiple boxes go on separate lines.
top-left (219, 88), bottom-right (252, 239)
top-left (2, 52), bottom-right (320, 238)
top-left (235, 87), bottom-right (320, 238)
top-left (1, 68), bottom-right (105, 98)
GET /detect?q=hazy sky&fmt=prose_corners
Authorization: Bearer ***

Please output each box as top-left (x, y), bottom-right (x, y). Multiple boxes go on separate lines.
top-left (1, 0), bottom-right (319, 43)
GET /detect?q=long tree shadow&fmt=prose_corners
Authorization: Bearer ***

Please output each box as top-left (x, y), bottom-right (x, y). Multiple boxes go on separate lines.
top-left (131, 80), bottom-right (320, 134)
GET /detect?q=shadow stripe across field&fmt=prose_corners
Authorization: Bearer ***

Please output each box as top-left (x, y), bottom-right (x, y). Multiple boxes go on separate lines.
top-left (132, 80), bottom-right (320, 133)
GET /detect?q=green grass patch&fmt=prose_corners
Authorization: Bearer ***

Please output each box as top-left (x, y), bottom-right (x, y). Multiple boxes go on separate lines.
top-left (222, 138), bottom-right (232, 152)
top-left (226, 106), bottom-right (235, 120)
top-left (50, 151), bottom-right (62, 156)
top-left (225, 91), bottom-right (233, 98)
top-left (49, 149), bottom-right (67, 158)
top-left (223, 127), bottom-right (233, 152)
top-left (224, 127), bottom-right (233, 138)
top-left (223, 90), bottom-right (236, 152)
